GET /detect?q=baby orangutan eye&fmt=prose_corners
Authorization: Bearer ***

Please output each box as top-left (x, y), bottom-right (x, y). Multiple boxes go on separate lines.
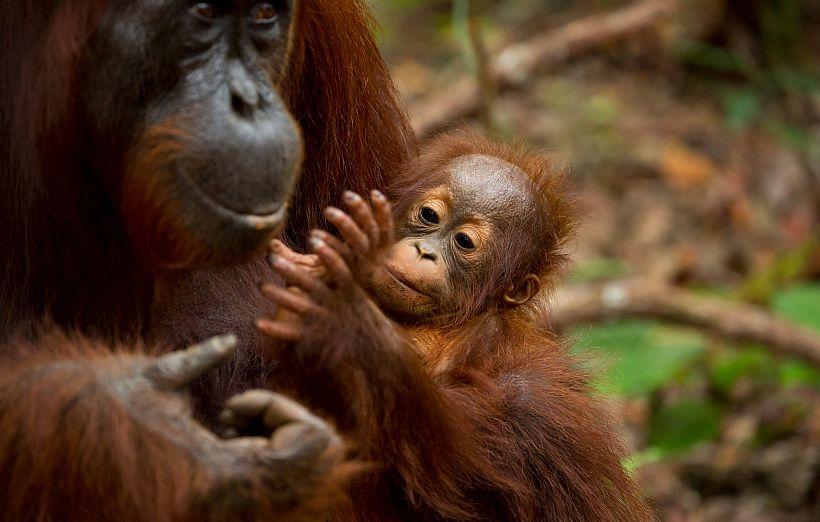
top-left (419, 206), bottom-right (440, 225)
top-left (454, 232), bottom-right (475, 251)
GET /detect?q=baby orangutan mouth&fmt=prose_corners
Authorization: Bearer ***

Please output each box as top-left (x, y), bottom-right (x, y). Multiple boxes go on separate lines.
top-left (384, 265), bottom-right (431, 298)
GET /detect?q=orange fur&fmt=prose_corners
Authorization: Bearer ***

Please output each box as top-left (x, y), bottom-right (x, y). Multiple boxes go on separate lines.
top-left (0, 1), bottom-right (413, 519)
top-left (274, 132), bottom-right (652, 520)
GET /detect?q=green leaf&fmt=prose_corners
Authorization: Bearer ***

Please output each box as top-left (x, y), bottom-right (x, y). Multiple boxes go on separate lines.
top-left (569, 257), bottom-right (630, 284)
top-left (772, 283), bottom-right (820, 332)
top-left (649, 400), bottom-right (721, 454)
top-left (623, 447), bottom-right (664, 475)
top-left (724, 89), bottom-right (760, 131)
top-left (678, 41), bottom-right (755, 76)
top-left (572, 321), bottom-right (705, 396)
top-left (708, 346), bottom-right (773, 394)
top-left (778, 359), bottom-right (820, 388)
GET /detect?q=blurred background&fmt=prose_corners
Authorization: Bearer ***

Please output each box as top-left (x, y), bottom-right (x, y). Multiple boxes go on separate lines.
top-left (369, 0), bottom-right (820, 520)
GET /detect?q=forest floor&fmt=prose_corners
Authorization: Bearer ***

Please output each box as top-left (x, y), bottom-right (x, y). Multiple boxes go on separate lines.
top-left (376, 1), bottom-right (820, 519)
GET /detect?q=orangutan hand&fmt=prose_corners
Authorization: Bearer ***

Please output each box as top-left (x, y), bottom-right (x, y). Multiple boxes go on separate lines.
top-left (119, 335), bottom-right (345, 513)
top-left (309, 189), bottom-right (395, 292)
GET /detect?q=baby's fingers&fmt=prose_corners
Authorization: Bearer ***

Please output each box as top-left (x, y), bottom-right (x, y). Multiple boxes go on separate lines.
top-left (255, 319), bottom-right (303, 343)
top-left (309, 229), bottom-right (353, 266)
top-left (260, 284), bottom-right (319, 316)
top-left (370, 190), bottom-right (394, 247)
top-left (270, 256), bottom-right (327, 296)
top-left (309, 238), bottom-right (353, 287)
top-left (342, 191), bottom-right (378, 247)
top-left (269, 239), bottom-right (320, 268)
top-left (325, 207), bottom-right (370, 253)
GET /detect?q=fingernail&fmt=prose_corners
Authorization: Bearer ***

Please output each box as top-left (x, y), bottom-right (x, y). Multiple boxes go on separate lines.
top-left (326, 207), bottom-right (343, 218)
top-left (272, 257), bottom-right (289, 269)
top-left (255, 319), bottom-right (271, 333)
top-left (309, 237), bottom-right (324, 250)
top-left (372, 190), bottom-right (385, 200)
top-left (343, 191), bottom-right (360, 202)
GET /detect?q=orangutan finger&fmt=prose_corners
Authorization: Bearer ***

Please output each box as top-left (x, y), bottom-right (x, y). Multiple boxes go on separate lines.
top-left (260, 284), bottom-right (319, 316)
top-left (269, 239), bottom-right (320, 268)
top-left (310, 237), bottom-right (353, 287)
top-left (220, 389), bottom-right (280, 426)
top-left (147, 334), bottom-right (237, 390)
top-left (325, 207), bottom-right (370, 253)
top-left (270, 256), bottom-right (327, 296)
top-left (309, 229), bottom-right (353, 265)
top-left (370, 190), bottom-right (394, 247)
top-left (259, 392), bottom-right (326, 431)
top-left (255, 319), bottom-right (303, 343)
top-left (343, 191), bottom-right (379, 247)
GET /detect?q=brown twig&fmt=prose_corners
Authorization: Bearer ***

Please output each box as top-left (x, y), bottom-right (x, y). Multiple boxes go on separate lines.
top-left (549, 279), bottom-right (820, 368)
top-left (468, 15), bottom-right (496, 129)
top-left (412, 0), bottom-right (681, 138)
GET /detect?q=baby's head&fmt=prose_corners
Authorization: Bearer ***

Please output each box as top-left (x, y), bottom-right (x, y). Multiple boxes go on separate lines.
top-left (370, 131), bottom-right (575, 324)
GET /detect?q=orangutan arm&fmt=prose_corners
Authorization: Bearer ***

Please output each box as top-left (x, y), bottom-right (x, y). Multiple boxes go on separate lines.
top-left (254, 249), bottom-right (650, 520)
top-left (0, 334), bottom-right (347, 522)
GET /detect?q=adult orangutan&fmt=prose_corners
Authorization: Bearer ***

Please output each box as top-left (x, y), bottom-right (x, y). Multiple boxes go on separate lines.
top-left (0, 0), bottom-right (414, 520)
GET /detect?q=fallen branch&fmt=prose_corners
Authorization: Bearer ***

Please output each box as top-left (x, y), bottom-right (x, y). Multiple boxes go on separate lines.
top-left (411, 0), bottom-right (680, 138)
top-left (549, 279), bottom-right (820, 368)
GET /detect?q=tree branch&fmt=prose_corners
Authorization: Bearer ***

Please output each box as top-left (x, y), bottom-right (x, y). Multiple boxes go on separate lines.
top-left (549, 279), bottom-right (820, 368)
top-left (411, 0), bottom-right (681, 138)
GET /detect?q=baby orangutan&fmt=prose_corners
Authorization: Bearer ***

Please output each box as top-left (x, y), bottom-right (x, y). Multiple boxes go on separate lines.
top-left (224, 132), bottom-right (650, 521)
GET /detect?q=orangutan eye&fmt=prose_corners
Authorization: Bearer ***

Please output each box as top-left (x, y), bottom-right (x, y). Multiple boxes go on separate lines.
top-left (190, 3), bottom-right (216, 21)
top-left (419, 206), bottom-right (440, 225)
top-left (253, 2), bottom-right (279, 23)
top-left (454, 232), bottom-right (475, 251)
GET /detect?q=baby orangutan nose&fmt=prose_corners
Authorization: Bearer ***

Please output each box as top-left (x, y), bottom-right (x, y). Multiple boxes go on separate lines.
top-left (385, 238), bottom-right (447, 295)
top-left (413, 240), bottom-right (439, 262)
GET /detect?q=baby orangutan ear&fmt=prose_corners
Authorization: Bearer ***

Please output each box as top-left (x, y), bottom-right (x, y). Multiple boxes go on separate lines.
top-left (503, 274), bottom-right (541, 306)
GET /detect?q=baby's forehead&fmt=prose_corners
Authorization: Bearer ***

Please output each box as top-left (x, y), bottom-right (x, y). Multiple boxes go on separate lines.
top-left (444, 154), bottom-right (534, 212)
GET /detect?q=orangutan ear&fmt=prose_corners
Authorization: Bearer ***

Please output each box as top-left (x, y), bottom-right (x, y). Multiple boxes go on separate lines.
top-left (503, 274), bottom-right (541, 306)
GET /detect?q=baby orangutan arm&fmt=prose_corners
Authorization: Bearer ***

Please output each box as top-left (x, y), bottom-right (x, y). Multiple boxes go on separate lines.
top-left (253, 240), bottom-right (495, 519)
top-left (249, 242), bottom-right (648, 520)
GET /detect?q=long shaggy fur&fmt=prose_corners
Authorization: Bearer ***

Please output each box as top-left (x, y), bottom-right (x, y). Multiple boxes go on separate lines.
top-left (276, 133), bottom-right (652, 520)
top-left (0, 0), bottom-right (414, 519)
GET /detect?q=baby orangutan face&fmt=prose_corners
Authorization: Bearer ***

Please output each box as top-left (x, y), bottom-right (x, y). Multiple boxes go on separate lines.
top-left (371, 154), bottom-right (542, 321)
top-left (261, 153), bottom-right (548, 333)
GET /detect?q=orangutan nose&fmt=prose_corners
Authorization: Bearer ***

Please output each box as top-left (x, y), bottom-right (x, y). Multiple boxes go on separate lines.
top-left (414, 241), bottom-right (439, 263)
top-left (228, 60), bottom-right (261, 118)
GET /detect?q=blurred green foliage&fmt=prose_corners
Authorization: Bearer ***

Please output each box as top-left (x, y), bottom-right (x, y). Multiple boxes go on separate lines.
top-left (773, 282), bottom-right (820, 331)
top-left (569, 258), bottom-right (631, 283)
top-left (649, 400), bottom-right (722, 455)
top-left (573, 280), bottom-right (820, 459)
top-left (740, 240), bottom-right (819, 303)
top-left (573, 321), bottom-right (705, 396)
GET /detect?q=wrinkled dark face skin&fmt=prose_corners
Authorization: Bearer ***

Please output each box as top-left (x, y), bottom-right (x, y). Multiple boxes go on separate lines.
top-left (372, 155), bottom-right (539, 321)
top-left (82, 0), bottom-right (301, 266)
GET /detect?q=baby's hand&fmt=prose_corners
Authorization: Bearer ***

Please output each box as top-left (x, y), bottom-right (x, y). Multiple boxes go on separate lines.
top-left (309, 190), bottom-right (394, 290)
top-left (268, 240), bottom-right (326, 280)
top-left (261, 241), bottom-right (326, 332)
top-left (258, 231), bottom-right (376, 367)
